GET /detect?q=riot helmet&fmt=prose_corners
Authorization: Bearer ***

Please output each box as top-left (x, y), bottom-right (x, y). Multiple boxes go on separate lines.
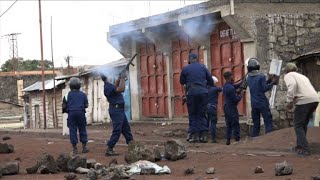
top-left (69, 77), bottom-right (81, 90)
top-left (188, 53), bottom-right (198, 63)
top-left (247, 58), bottom-right (260, 72)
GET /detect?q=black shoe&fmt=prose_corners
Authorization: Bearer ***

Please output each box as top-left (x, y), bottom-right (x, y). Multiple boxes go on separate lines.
top-left (189, 133), bottom-right (200, 143)
top-left (226, 139), bottom-right (231, 145)
top-left (82, 143), bottom-right (89, 153)
top-left (105, 147), bottom-right (119, 156)
top-left (200, 132), bottom-right (208, 143)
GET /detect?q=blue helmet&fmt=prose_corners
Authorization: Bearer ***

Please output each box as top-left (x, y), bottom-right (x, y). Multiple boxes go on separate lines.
top-left (188, 53), bottom-right (198, 61)
top-left (69, 77), bottom-right (81, 90)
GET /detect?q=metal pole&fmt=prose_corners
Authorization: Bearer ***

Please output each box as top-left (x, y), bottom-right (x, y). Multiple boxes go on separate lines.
top-left (51, 16), bottom-right (57, 128)
top-left (38, 0), bottom-right (47, 129)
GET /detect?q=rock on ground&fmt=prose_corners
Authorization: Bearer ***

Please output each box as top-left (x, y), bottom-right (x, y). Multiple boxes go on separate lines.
top-left (2, 136), bottom-right (11, 141)
top-left (184, 167), bottom-right (195, 175)
top-left (87, 159), bottom-right (97, 169)
top-left (108, 158), bottom-right (117, 167)
top-left (0, 143), bottom-right (14, 153)
top-left (38, 154), bottom-right (59, 174)
top-left (76, 167), bottom-right (90, 174)
top-left (164, 140), bottom-right (187, 161)
top-left (124, 141), bottom-right (157, 163)
top-left (275, 161), bottom-right (293, 176)
top-left (104, 171), bottom-right (121, 180)
top-left (254, 166), bottom-right (264, 173)
top-left (206, 167), bottom-right (215, 174)
top-left (311, 176), bottom-right (320, 180)
top-left (57, 153), bottom-right (71, 172)
top-left (67, 155), bottom-right (87, 172)
top-left (94, 163), bottom-right (103, 170)
top-left (64, 172), bottom-right (77, 180)
top-left (87, 169), bottom-right (98, 180)
top-left (153, 146), bottom-right (162, 162)
top-left (1, 161), bottom-right (19, 175)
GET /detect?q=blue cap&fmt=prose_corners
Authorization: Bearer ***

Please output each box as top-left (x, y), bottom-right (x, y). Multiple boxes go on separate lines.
top-left (188, 53), bottom-right (198, 60)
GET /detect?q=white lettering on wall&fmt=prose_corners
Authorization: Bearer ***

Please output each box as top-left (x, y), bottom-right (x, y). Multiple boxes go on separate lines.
top-left (219, 28), bottom-right (239, 39)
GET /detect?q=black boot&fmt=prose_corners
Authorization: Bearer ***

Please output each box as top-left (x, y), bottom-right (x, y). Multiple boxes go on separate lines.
top-left (226, 139), bottom-right (231, 145)
top-left (82, 143), bottom-right (89, 153)
top-left (72, 144), bottom-right (78, 156)
top-left (105, 147), bottom-right (119, 156)
top-left (189, 132), bottom-right (200, 143)
top-left (200, 131), bottom-right (208, 143)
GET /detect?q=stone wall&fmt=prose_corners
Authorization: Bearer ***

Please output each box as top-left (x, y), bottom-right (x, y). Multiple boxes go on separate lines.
top-left (234, 2), bottom-right (320, 128)
top-left (0, 74), bottom-right (55, 104)
top-left (0, 101), bottom-right (23, 118)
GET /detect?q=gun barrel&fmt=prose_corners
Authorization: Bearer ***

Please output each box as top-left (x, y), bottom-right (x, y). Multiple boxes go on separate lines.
top-left (119, 53), bottom-right (137, 75)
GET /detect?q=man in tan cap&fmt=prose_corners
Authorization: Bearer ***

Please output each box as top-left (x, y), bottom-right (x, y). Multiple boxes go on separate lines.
top-left (284, 62), bottom-right (319, 156)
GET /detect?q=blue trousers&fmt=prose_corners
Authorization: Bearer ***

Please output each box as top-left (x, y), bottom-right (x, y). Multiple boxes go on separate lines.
top-left (107, 108), bottom-right (133, 148)
top-left (207, 104), bottom-right (218, 139)
top-left (186, 93), bottom-right (208, 134)
top-left (224, 104), bottom-right (240, 140)
top-left (67, 111), bottom-right (88, 145)
top-left (251, 107), bottom-right (273, 137)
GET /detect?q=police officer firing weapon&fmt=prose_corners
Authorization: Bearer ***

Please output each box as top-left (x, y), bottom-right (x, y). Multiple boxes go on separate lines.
top-left (62, 77), bottom-right (89, 155)
top-left (246, 58), bottom-right (279, 137)
top-left (101, 55), bottom-right (136, 156)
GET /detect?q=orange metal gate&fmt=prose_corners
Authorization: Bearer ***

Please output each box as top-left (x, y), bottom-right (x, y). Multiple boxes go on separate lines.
top-left (172, 32), bottom-right (204, 117)
top-left (210, 22), bottom-right (246, 116)
top-left (139, 42), bottom-right (169, 118)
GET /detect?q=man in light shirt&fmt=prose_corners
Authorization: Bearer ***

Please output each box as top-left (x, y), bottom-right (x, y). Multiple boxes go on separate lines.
top-left (284, 63), bottom-right (319, 156)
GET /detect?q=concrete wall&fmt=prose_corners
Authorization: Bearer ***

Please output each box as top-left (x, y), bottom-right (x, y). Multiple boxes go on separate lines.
top-left (0, 74), bottom-right (55, 104)
top-left (0, 102), bottom-right (23, 118)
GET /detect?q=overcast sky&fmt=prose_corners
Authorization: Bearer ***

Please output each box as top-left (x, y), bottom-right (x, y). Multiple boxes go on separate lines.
top-left (0, 1), bottom-right (203, 68)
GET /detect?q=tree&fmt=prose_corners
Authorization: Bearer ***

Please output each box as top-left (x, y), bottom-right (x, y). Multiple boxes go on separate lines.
top-left (0, 59), bottom-right (53, 72)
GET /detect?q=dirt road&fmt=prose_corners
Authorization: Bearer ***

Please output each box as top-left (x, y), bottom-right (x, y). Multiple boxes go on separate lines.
top-left (0, 123), bottom-right (319, 179)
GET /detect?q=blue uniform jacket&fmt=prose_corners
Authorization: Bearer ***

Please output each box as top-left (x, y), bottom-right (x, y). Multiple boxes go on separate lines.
top-left (223, 82), bottom-right (242, 106)
top-left (180, 62), bottom-right (213, 95)
top-left (208, 86), bottom-right (223, 106)
top-left (247, 73), bottom-right (273, 108)
top-left (104, 81), bottom-right (125, 105)
top-left (63, 90), bottom-right (88, 112)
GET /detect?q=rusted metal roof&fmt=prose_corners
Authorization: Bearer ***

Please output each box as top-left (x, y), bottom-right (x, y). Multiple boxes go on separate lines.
top-left (291, 48), bottom-right (320, 61)
top-left (22, 79), bottom-right (65, 92)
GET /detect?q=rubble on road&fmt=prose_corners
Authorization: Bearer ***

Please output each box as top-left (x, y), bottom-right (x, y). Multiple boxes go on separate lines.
top-left (311, 176), bottom-right (320, 180)
top-left (2, 136), bottom-right (11, 141)
top-left (87, 169), bottom-right (98, 180)
top-left (76, 167), bottom-right (90, 174)
top-left (254, 166), bottom-right (264, 173)
top-left (26, 154), bottom-right (59, 174)
top-left (64, 172), bottom-right (77, 180)
top-left (87, 159), bottom-right (97, 169)
top-left (184, 167), bottom-right (195, 175)
top-left (56, 153), bottom-right (72, 172)
top-left (67, 155), bottom-right (87, 172)
top-left (0, 161), bottom-right (19, 175)
top-left (275, 161), bottom-right (293, 176)
top-left (206, 167), bottom-right (215, 174)
top-left (135, 130), bottom-right (145, 136)
top-left (124, 141), bottom-right (160, 163)
top-left (164, 139), bottom-right (187, 161)
top-left (108, 158), bottom-right (117, 167)
top-left (0, 143), bottom-right (14, 153)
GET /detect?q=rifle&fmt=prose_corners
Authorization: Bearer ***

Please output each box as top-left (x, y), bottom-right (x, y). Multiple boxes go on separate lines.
top-left (236, 73), bottom-right (248, 95)
top-left (119, 53), bottom-right (137, 77)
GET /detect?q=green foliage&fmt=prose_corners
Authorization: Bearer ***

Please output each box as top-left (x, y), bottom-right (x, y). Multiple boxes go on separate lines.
top-left (1, 59), bottom-right (54, 72)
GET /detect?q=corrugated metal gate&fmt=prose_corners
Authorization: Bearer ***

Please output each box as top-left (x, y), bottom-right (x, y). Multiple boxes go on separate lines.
top-left (210, 22), bottom-right (246, 116)
top-left (139, 42), bottom-right (169, 118)
top-left (172, 32), bottom-right (204, 117)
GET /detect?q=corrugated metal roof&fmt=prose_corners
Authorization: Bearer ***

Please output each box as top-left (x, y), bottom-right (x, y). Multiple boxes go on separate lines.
top-left (79, 58), bottom-right (128, 76)
top-left (22, 79), bottom-right (65, 92)
top-left (291, 48), bottom-right (320, 61)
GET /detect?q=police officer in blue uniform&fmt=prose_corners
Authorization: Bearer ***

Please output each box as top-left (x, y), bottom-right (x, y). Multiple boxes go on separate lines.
top-left (180, 53), bottom-right (213, 143)
top-left (207, 76), bottom-right (223, 143)
top-left (246, 58), bottom-right (279, 137)
top-left (62, 77), bottom-right (89, 155)
top-left (223, 71), bottom-right (243, 145)
top-left (101, 73), bottom-right (133, 156)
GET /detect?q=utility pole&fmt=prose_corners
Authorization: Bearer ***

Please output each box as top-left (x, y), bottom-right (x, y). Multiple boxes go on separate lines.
top-left (3, 33), bottom-right (21, 71)
top-left (65, 55), bottom-right (72, 74)
top-left (50, 16), bottom-right (57, 128)
top-left (38, 0), bottom-right (47, 129)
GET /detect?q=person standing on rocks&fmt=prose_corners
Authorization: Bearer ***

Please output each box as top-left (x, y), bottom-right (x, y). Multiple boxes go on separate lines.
top-left (284, 63), bottom-right (319, 156)
top-left (101, 74), bottom-right (133, 156)
top-left (62, 77), bottom-right (89, 155)
top-left (223, 71), bottom-right (243, 145)
top-left (207, 76), bottom-right (222, 143)
top-left (180, 53), bottom-right (213, 143)
top-left (246, 58), bottom-right (279, 137)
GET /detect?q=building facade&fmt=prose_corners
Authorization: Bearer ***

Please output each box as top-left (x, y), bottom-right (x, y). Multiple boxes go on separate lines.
top-left (107, 0), bottom-right (320, 127)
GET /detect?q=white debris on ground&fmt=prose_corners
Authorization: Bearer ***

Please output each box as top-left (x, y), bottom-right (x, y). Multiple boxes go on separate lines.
top-left (126, 160), bottom-right (171, 175)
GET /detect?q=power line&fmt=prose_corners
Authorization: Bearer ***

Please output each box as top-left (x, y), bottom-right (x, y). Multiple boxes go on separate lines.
top-left (0, 0), bottom-right (18, 19)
